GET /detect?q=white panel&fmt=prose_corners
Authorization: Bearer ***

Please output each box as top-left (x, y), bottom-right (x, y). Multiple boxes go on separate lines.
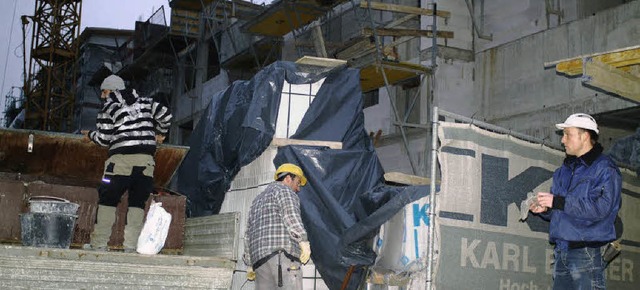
top-left (289, 83), bottom-right (311, 95)
top-left (275, 93), bottom-right (291, 138)
top-left (287, 96), bottom-right (311, 137)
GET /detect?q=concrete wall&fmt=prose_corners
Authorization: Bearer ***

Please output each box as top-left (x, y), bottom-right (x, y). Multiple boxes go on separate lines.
top-left (476, 0), bottom-right (639, 145)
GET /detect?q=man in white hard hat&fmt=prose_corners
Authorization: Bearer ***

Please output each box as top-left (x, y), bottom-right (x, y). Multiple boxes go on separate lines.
top-left (82, 74), bottom-right (172, 251)
top-left (242, 163), bottom-right (312, 289)
top-left (530, 113), bottom-right (621, 289)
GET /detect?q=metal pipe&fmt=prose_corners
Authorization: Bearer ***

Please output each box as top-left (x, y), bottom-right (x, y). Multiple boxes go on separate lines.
top-left (464, 0), bottom-right (493, 40)
top-left (426, 105), bottom-right (438, 290)
top-left (437, 109), bottom-right (562, 151)
top-left (364, 0), bottom-right (418, 174)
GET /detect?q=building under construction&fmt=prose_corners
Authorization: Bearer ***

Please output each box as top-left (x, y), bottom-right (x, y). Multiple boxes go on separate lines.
top-left (2, 0), bottom-right (640, 289)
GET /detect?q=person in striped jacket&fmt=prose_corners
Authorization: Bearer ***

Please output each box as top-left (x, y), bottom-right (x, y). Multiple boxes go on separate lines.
top-left (82, 74), bottom-right (172, 251)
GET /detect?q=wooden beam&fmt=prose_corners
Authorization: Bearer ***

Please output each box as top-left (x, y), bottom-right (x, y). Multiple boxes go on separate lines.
top-left (336, 38), bottom-right (376, 60)
top-left (363, 27), bottom-right (454, 39)
top-left (271, 138), bottom-right (343, 149)
top-left (295, 56), bottom-right (347, 68)
top-left (384, 172), bottom-right (431, 185)
top-left (311, 25), bottom-right (328, 58)
top-left (549, 47), bottom-right (640, 76)
top-left (360, 1), bottom-right (451, 18)
top-left (583, 59), bottom-right (640, 103)
top-left (544, 45), bottom-right (640, 67)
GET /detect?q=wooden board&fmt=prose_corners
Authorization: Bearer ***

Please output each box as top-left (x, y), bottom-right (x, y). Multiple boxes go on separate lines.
top-left (360, 1), bottom-right (451, 18)
top-left (242, 0), bottom-right (328, 37)
top-left (583, 59), bottom-right (640, 103)
top-left (271, 137), bottom-right (343, 149)
top-left (546, 46), bottom-right (640, 76)
top-left (384, 172), bottom-right (431, 185)
top-left (359, 60), bottom-right (431, 92)
top-left (295, 56), bottom-right (347, 68)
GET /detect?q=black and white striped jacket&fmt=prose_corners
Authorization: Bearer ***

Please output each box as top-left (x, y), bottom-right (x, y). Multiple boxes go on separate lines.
top-left (89, 89), bottom-right (172, 156)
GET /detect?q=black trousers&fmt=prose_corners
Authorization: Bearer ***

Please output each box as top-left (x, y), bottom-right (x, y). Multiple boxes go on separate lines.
top-left (98, 166), bottom-right (153, 208)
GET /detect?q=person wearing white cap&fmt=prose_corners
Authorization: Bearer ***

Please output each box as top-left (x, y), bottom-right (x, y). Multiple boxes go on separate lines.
top-left (530, 113), bottom-right (621, 289)
top-left (81, 74), bottom-right (172, 252)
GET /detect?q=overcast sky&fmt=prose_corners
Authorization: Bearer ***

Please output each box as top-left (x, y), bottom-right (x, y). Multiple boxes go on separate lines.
top-left (0, 0), bottom-right (170, 123)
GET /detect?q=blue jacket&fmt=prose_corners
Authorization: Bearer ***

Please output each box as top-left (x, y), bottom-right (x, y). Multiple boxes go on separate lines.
top-left (546, 143), bottom-right (622, 249)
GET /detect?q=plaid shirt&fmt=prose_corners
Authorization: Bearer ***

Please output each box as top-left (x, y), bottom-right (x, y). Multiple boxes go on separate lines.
top-left (243, 182), bottom-right (308, 266)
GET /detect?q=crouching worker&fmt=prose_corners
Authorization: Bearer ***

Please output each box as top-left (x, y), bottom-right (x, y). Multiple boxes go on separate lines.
top-left (82, 74), bottom-right (172, 251)
top-left (243, 163), bottom-right (312, 289)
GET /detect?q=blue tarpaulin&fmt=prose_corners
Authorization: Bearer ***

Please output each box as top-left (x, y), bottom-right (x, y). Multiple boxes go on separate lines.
top-left (173, 61), bottom-right (429, 289)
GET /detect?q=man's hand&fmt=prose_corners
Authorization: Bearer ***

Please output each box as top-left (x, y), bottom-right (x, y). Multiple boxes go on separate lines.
top-left (536, 192), bottom-right (554, 208)
top-left (529, 192), bottom-right (552, 213)
top-left (155, 134), bottom-right (166, 144)
top-left (299, 241), bottom-right (311, 264)
top-left (80, 130), bottom-right (91, 143)
top-left (246, 266), bottom-right (256, 281)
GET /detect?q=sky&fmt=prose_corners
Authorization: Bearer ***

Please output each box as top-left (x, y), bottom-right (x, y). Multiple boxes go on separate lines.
top-left (0, 0), bottom-right (170, 123)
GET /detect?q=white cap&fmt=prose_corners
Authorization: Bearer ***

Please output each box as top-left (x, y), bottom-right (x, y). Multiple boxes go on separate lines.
top-left (100, 75), bottom-right (125, 91)
top-left (555, 113), bottom-right (599, 134)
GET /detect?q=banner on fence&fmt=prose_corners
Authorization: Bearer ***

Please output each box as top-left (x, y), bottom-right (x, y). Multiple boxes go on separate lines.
top-left (434, 122), bottom-right (640, 290)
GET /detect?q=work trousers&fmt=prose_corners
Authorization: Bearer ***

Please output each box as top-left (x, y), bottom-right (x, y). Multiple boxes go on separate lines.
top-left (98, 154), bottom-right (154, 209)
top-left (255, 252), bottom-right (302, 290)
top-left (553, 246), bottom-right (605, 290)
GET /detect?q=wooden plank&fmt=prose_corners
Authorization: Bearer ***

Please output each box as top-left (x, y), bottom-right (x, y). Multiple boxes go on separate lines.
top-left (363, 27), bottom-right (454, 39)
top-left (295, 56), bottom-right (347, 68)
top-left (384, 172), bottom-right (430, 185)
top-left (271, 138), bottom-right (343, 149)
top-left (360, 1), bottom-right (451, 18)
top-left (336, 38), bottom-right (376, 60)
top-left (384, 14), bottom-right (418, 28)
top-left (583, 59), bottom-right (640, 103)
top-left (359, 60), bottom-right (431, 92)
top-left (311, 25), bottom-right (328, 58)
top-left (544, 45), bottom-right (640, 68)
top-left (550, 47), bottom-right (640, 76)
top-left (336, 14), bottom-right (416, 61)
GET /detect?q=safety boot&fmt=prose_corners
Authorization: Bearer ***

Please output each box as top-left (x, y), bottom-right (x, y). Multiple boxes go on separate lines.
top-left (123, 207), bottom-right (145, 252)
top-left (90, 205), bottom-right (117, 250)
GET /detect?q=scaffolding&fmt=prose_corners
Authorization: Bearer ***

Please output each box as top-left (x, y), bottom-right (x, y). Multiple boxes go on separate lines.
top-left (24, 0), bottom-right (82, 131)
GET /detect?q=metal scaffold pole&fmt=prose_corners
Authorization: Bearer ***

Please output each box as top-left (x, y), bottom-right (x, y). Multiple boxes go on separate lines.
top-left (426, 105), bottom-right (438, 290)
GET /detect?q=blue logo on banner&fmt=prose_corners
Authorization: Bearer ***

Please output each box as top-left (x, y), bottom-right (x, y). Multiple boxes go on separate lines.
top-left (413, 203), bottom-right (430, 227)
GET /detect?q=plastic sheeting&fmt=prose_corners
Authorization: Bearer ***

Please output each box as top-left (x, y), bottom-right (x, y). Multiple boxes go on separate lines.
top-left (173, 61), bottom-right (429, 289)
top-left (608, 128), bottom-right (640, 176)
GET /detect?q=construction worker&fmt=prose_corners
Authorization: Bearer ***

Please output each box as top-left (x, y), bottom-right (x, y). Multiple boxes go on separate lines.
top-left (82, 74), bottom-right (172, 251)
top-left (530, 113), bottom-right (621, 289)
top-left (243, 163), bottom-right (312, 290)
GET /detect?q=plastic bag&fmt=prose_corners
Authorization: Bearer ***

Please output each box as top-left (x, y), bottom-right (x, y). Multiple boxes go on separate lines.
top-left (136, 202), bottom-right (172, 255)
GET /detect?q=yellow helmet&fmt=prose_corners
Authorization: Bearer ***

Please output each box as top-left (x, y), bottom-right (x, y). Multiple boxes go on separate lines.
top-left (274, 163), bottom-right (307, 186)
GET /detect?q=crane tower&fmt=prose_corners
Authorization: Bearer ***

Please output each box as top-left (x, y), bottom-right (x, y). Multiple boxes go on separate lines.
top-left (24, 0), bottom-right (82, 131)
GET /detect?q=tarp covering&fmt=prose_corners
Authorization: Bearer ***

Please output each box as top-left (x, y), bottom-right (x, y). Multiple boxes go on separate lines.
top-left (608, 127), bottom-right (640, 176)
top-left (173, 61), bottom-right (428, 289)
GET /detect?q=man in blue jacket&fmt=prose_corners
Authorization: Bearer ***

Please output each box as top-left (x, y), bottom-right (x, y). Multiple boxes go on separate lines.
top-left (531, 113), bottom-right (621, 290)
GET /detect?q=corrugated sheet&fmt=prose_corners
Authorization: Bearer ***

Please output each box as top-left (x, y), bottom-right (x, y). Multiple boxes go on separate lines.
top-left (183, 212), bottom-right (240, 259)
top-left (0, 245), bottom-right (234, 289)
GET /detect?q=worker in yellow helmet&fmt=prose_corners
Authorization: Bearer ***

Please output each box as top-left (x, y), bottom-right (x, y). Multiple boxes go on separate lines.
top-left (242, 163), bottom-right (311, 289)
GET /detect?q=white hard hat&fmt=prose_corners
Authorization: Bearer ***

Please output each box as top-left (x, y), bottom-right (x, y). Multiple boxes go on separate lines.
top-left (556, 113), bottom-right (599, 134)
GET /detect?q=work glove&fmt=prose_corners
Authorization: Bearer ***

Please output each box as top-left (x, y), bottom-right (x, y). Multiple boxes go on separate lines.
top-left (299, 241), bottom-right (311, 264)
top-left (246, 266), bottom-right (256, 281)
